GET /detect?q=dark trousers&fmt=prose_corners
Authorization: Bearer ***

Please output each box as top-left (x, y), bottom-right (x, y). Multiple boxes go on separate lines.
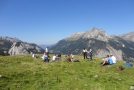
top-left (89, 52), bottom-right (92, 60)
top-left (83, 52), bottom-right (88, 59)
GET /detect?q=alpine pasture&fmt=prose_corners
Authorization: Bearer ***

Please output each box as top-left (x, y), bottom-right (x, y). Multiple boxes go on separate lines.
top-left (0, 54), bottom-right (134, 90)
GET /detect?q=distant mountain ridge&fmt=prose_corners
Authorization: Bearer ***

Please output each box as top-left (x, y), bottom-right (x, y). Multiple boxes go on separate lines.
top-left (51, 28), bottom-right (134, 60)
top-left (119, 32), bottom-right (134, 42)
top-left (0, 36), bottom-right (44, 55)
top-left (39, 44), bottom-right (55, 50)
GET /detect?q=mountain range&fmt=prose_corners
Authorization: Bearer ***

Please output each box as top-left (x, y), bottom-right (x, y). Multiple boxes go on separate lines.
top-left (0, 36), bottom-right (44, 55)
top-left (50, 28), bottom-right (134, 60)
top-left (1, 28), bottom-right (134, 60)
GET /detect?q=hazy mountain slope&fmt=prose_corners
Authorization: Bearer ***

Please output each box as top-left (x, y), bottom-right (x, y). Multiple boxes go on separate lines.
top-left (39, 44), bottom-right (55, 50)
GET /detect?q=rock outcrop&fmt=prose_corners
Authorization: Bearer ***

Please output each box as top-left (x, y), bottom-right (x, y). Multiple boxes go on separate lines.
top-left (0, 36), bottom-right (44, 55)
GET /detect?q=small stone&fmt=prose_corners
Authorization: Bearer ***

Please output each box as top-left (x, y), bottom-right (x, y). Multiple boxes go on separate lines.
top-left (94, 75), bottom-right (98, 78)
top-left (130, 86), bottom-right (134, 90)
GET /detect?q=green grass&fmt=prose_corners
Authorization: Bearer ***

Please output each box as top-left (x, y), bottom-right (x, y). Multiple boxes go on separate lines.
top-left (0, 54), bottom-right (134, 90)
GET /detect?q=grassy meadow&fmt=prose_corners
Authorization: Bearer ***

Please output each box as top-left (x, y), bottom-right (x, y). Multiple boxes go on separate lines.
top-left (0, 54), bottom-right (134, 90)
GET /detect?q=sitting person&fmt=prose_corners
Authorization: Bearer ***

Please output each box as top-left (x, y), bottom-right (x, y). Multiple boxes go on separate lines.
top-left (41, 52), bottom-right (49, 62)
top-left (101, 55), bottom-right (113, 66)
top-left (66, 55), bottom-right (71, 62)
top-left (52, 54), bottom-right (57, 62)
top-left (32, 53), bottom-right (37, 58)
top-left (110, 54), bottom-right (116, 64)
top-left (71, 54), bottom-right (74, 61)
top-left (56, 53), bottom-right (61, 60)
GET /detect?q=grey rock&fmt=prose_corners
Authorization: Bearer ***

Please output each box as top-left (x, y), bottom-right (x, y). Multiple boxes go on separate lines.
top-left (130, 86), bottom-right (134, 90)
top-left (0, 36), bottom-right (44, 55)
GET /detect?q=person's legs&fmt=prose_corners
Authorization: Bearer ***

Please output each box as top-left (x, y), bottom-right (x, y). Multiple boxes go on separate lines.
top-left (89, 53), bottom-right (92, 60)
top-left (102, 60), bottom-right (107, 66)
top-left (85, 52), bottom-right (88, 59)
top-left (83, 53), bottom-right (86, 59)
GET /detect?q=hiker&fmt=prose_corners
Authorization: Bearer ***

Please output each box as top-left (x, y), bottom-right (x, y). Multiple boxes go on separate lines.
top-left (66, 55), bottom-right (71, 62)
top-left (41, 52), bottom-right (49, 62)
top-left (45, 47), bottom-right (49, 55)
top-left (52, 54), bottom-right (57, 62)
top-left (56, 53), bottom-right (61, 60)
top-left (101, 55), bottom-right (113, 66)
top-left (32, 53), bottom-right (37, 58)
top-left (83, 48), bottom-right (88, 59)
top-left (71, 54), bottom-right (74, 61)
top-left (88, 48), bottom-right (92, 60)
top-left (110, 54), bottom-right (116, 64)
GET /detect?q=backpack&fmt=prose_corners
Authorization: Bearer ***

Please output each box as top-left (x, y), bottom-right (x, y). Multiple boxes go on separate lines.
top-left (125, 61), bottom-right (133, 67)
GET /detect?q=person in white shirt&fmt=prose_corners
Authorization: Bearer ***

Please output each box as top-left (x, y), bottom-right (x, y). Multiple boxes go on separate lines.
top-left (88, 48), bottom-right (92, 60)
top-left (83, 48), bottom-right (88, 59)
top-left (41, 52), bottom-right (49, 62)
top-left (110, 54), bottom-right (117, 64)
top-left (71, 54), bottom-right (74, 61)
top-left (52, 54), bottom-right (57, 61)
top-left (32, 53), bottom-right (37, 58)
top-left (45, 47), bottom-right (49, 54)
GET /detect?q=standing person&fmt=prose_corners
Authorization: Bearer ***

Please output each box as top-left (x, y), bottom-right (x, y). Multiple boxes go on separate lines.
top-left (45, 47), bottom-right (49, 55)
top-left (89, 48), bottom-right (92, 60)
top-left (83, 48), bottom-right (88, 59)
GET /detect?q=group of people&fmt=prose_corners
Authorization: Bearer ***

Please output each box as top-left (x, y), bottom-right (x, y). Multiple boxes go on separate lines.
top-left (40, 47), bottom-right (63, 62)
top-left (32, 47), bottom-right (91, 62)
top-left (39, 47), bottom-right (75, 62)
top-left (100, 54), bottom-right (116, 66)
top-left (32, 47), bottom-right (117, 66)
top-left (41, 53), bottom-right (74, 62)
top-left (83, 48), bottom-right (92, 60)
top-left (82, 47), bottom-right (117, 66)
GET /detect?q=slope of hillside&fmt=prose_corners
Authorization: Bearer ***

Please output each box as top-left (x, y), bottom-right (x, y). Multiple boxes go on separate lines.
top-left (0, 55), bottom-right (134, 90)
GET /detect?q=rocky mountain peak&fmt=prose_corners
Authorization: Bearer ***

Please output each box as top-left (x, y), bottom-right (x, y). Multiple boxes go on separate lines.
top-left (82, 28), bottom-right (111, 42)
top-left (64, 28), bottom-right (111, 42)
top-left (64, 32), bottom-right (84, 41)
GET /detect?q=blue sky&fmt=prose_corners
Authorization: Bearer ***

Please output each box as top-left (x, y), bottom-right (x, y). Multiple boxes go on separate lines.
top-left (0, 0), bottom-right (134, 45)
